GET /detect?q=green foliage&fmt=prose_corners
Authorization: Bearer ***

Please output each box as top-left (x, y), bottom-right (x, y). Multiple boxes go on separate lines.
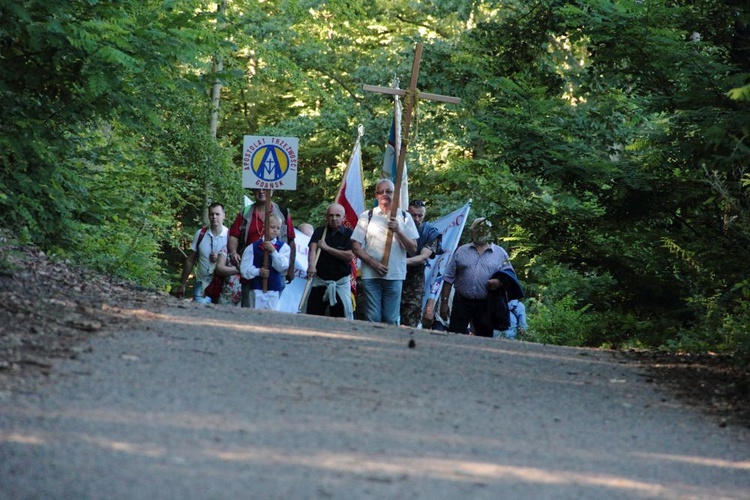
top-left (437, 0), bottom-right (750, 360)
top-left (0, 231), bottom-right (21, 277)
top-left (523, 261), bottom-right (613, 347)
top-left (665, 279), bottom-right (750, 366)
top-left (727, 83), bottom-right (750, 101)
top-left (1, 0), bottom-right (749, 362)
top-left (525, 296), bottom-right (596, 347)
top-left (1, 0), bottom-right (233, 289)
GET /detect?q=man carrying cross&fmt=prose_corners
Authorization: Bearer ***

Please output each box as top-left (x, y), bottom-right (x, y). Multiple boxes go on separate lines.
top-left (351, 179), bottom-right (418, 325)
top-left (362, 42), bottom-right (459, 280)
top-left (358, 42), bottom-right (460, 324)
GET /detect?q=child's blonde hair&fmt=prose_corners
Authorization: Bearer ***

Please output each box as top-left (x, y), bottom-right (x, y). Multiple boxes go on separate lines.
top-left (267, 214), bottom-right (282, 226)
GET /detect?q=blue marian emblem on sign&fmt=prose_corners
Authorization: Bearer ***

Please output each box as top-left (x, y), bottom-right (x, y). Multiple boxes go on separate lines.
top-left (253, 145), bottom-right (288, 181)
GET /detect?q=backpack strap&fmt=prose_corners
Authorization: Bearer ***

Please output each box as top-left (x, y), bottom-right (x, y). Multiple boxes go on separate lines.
top-left (509, 302), bottom-right (519, 321)
top-left (238, 205), bottom-right (253, 254)
top-left (368, 208), bottom-right (407, 222)
top-left (196, 226), bottom-right (209, 250)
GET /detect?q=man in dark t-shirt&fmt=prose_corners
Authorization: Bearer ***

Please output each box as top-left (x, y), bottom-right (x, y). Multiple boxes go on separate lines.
top-left (306, 203), bottom-right (355, 318)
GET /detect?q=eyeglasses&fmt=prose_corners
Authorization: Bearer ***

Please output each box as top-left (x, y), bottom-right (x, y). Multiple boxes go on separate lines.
top-left (409, 200), bottom-right (425, 207)
top-left (376, 189), bottom-right (394, 195)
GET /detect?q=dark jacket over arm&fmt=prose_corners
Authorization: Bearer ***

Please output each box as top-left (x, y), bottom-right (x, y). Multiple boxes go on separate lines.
top-left (486, 269), bottom-right (524, 331)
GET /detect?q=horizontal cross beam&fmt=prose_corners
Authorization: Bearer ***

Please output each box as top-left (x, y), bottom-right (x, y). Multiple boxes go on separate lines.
top-left (362, 84), bottom-right (461, 105)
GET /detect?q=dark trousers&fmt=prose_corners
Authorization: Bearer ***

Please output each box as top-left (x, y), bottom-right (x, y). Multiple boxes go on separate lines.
top-left (306, 286), bottom-right (346, 318)
top-left (449, 293), bottom-right (494, 337)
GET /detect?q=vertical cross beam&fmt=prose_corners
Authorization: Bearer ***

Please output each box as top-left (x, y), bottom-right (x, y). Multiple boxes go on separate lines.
top-left (363, 43), bottom-right (461, 265)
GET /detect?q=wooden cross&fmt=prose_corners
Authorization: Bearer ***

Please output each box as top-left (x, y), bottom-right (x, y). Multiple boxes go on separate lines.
top-left (363, 42), bottom-right (461, 265)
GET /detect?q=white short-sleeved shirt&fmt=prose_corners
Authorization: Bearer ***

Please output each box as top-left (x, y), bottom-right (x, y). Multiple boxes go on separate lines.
top-left (190, 226), bottom-right (229, 285)
top-left (351, 207), bottom-right (419, 280)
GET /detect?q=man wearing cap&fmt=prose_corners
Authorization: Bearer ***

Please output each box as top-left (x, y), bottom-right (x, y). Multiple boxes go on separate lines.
top-left (351, 179), bottom-right (419, 325)
top-left (400, 199), bottom-right (441, 327)
top-left (439, 217), bottom-right (514, 337)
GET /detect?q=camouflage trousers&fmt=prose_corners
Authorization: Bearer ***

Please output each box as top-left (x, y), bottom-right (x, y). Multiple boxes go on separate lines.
top-left (400, 268), bottom-right (426, 327)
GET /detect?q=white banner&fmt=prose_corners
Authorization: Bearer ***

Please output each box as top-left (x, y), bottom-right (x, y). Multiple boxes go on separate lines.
top-left (422, 201), bottom-right (471, 315)
top-left (278, 229), bottom-right (311, 314)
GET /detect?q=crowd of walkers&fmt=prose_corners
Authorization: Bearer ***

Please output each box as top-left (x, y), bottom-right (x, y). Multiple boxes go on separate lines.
top-left (179, 183), bottom-right (526, 338)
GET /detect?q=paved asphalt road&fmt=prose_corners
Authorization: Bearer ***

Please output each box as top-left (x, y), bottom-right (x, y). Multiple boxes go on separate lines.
top-left (1, 303), bottom-right (748, 499)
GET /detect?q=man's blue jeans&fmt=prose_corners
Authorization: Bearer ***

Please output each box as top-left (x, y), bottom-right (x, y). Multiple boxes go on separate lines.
top-left (193, 281), bottom-right (213, 304)
top-left (363, 278), bottom-right (403, 325)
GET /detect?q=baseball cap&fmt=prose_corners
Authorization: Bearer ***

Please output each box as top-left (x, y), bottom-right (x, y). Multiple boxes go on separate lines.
top-left (470, 217), bottom-right (492, 231)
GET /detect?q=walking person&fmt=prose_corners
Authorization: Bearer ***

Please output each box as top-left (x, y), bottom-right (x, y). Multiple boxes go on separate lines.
top-left (177, 203), bottom-right (228, 303)
top-left (239, 214), bottom-right (290, 310)
top-left (225, 189), bottom-right (296, 307)
top-left (401, 199), bottom-right (441, 327)
top-left (297, 223), bottom-right (314, 237)
top-left (439, 217), bottom-right (516, 337)
top-left (351, 179), bottom-right (418, 325)
top-left (213, 252), bottom-right (242, 306)
top-left (305, 203), bottom-right (355, 319)
top-left (496, 299), bottom-right (528, 339)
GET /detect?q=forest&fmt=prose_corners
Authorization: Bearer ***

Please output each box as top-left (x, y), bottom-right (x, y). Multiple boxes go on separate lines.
top-left (1, 0), bottom-right (748, 362)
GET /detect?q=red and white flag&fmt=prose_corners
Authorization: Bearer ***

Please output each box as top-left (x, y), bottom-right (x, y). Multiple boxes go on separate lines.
top-left (335, 127), bottom-right (367, 301)
top-left (336, 128), bottom-right (366, 229)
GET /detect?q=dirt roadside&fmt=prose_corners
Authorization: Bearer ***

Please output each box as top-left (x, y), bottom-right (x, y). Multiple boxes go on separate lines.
top-left (1, 236), bottom-right (748, 428)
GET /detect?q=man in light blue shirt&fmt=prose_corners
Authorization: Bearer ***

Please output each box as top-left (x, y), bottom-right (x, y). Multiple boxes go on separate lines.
top-left (440, 217), bottom-right (515, 337)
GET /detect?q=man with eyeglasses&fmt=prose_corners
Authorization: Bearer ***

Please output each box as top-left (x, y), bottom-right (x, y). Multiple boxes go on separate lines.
top-left (400, 199), bottom-right (441, 327)
top-left (351, 179), bottom-right (419, 325)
